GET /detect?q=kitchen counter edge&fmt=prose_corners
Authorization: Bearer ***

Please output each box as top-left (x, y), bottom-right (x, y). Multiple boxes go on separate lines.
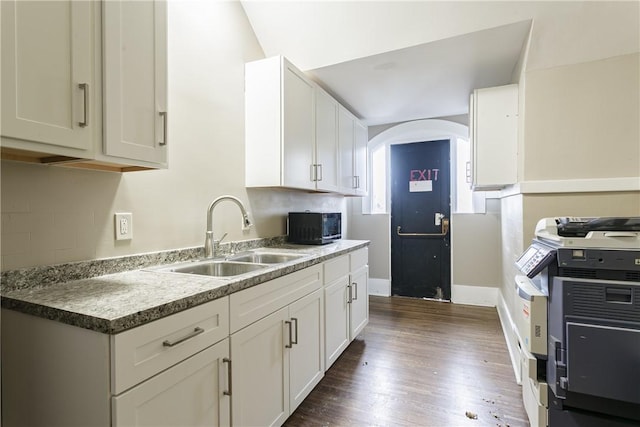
top-left (1, 240), bottom-right (370, 334)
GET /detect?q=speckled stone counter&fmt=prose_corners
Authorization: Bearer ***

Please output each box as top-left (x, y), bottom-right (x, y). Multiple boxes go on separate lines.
top-left (1, 240), bottom-right (369, 334)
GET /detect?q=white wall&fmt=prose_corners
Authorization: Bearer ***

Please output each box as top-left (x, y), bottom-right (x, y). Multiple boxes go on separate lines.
top-left (0, 1), bottom-right (346, 271)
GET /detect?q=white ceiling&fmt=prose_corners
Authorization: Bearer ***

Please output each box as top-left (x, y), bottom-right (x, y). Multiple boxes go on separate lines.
top-left (240, 1), bottom-right (638, 127)
top-left (308, 21), bottom-right (531, 126)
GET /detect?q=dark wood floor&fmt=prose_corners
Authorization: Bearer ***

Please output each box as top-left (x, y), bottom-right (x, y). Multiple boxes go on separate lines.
top-left (285, 296), bottom-right (529, 427)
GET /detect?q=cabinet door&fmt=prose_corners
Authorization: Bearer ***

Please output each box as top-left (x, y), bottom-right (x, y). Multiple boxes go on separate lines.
top-left (338, 106), bottom-right (356, 195)
top-left (470, 84), bottom-right (518, 189)
top-left (112, 339), bottom-right (231, 427)
top-left (231, 307), bottom-right (290, 427)
top-left (289, 288), bottom-right (325, 412)
top-left (349, 265), bottom-right (369, 340)
top-left (324, 275), bottom-right (350, 369)
top-left (1, 0), bottom-right (94, 151)
top-left (353, 120), bottom-right (369, 196)
top-left (282, 62), bottom-right (315, 190)
top-left (103, 0), bottom-right (167, 165)
top-left (315, 88), bottom-right (340, 192)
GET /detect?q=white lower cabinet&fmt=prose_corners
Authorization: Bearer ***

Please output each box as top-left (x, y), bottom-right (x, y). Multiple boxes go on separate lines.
top-left (112, 338), bottom-right (231, 427)
top-left (349, 263), bottom-right (369, 339)
top-left (1, 248), bottom-right (369, 427)
top-left (324, 248), bottom-right (369, 369)
top-left (323, 255), bottom-right (351, 368)
top-left (1, 297), bottom-right (230, 427)
top-left (230, 268), bottom-right (324, 427)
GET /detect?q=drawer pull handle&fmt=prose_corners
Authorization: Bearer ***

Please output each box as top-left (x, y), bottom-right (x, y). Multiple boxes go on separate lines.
top-left (347, 283), bottom-right (352, 304)
top-left (223, 358), bottom-right (232, 396)
top-left (162, 327), bottom-right (204, 347)
top-left (352, 282), bottom-right (358, 301)
top-left (285, 320), bottom-right (293, 348)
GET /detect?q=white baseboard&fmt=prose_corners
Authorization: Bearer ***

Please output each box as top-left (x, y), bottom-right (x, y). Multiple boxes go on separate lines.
top-left (496, 289), bottom-right (522, 384)
top-left (368, 278), bottom-right (390, 296)
top-left (451, 284), bottom-right (499, 307)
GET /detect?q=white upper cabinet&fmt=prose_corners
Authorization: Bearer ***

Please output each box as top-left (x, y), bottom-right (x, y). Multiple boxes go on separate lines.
top-left (102, 0), bottom-right (167, 165)
top-left (469, 84), bottom-right (518, 190)
top-left (314, 87), bottom-right (340, 193)
top-left (353, 119), bottom-right (369, 196)
top-left (338, 106), bottom-right (368, 196)
top-left (1, 0), bottom-right (95, 152)
top-left (0, 0), bottom-right (167, 172)
top-left (245, 55), bottom-right (368, 196)
top-left (245, 56), bottom-right (315, 191)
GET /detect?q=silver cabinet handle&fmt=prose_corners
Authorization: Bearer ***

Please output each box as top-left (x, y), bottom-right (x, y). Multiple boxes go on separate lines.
top-left (352, 282), bottom-right (358, 300)
top-left (465, 161), bottom-right (471, 183)
top-left (162, 327), bottom-right (204, 347)
top-left (347, 283), bottom-right (352, 304)
top-left (159, 111), bottom-right (168, 146)
top-left (78, 83), bottom-right (89, 127)
top-left (285, 320), bottom-right (293, 348)
top-left (310, 164), bottom-right (316, 182)
top-left (223, 358), bottom-right (232, 396)
top-left (317, 164), bottom-right (323, 182)
top-left (291, 317), bottom-right (298, 345)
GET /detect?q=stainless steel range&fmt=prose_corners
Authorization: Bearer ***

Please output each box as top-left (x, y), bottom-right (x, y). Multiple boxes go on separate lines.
top-left (514, 217), bottom-right (640, 427)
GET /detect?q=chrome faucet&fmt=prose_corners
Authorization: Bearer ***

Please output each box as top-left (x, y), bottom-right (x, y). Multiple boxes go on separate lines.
top-left (204, 195), bottom-right (252, 258)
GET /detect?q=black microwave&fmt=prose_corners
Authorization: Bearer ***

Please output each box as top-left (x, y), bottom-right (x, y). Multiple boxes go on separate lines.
top-left (287, 212), bottom-right (341, 245)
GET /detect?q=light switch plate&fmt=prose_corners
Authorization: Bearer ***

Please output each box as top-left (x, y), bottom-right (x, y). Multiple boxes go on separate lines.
top-left (114, 213), bottom-right (133, 241)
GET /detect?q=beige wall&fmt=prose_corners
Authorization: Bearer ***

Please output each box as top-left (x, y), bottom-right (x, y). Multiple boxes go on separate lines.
top-left (0, 1), bottom-right (345, 271)
top-left (499, 51), bottom-right (640, 369)
top-left (451, 205), bottom-right (502, 288)
top-left (523, 53), bottom-right (640, 181)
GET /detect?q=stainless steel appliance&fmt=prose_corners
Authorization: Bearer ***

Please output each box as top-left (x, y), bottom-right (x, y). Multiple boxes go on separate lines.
top-left (515, 217), bottom-right (640, 427)
top-left (287, 212), bottom-right (341, 245)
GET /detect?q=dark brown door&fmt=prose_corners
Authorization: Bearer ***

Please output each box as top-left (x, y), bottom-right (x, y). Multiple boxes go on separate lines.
top-left (390, 140), bottom-right (451, 299)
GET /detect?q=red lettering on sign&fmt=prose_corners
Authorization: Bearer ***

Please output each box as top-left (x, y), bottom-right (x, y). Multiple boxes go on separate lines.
top-left (409, 169), bottom-right (440, 181)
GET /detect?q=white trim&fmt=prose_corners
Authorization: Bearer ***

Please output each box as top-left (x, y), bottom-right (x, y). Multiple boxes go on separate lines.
top-left (496, 289), bottom-right (522, 384)
top-left (368, 119), bottom-right (469, 149)
top-left (451, 284), bottom-right (499, 307)
top-left (500, 177), bottom-right (640, 197)
top-left (368, 278), bottom-right (390, 297)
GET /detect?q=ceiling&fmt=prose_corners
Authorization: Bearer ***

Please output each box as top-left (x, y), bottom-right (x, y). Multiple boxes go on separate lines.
top-left (241, 2), bottom-right (531, 127)
top-left (308, 21), bottom-right (531, 126)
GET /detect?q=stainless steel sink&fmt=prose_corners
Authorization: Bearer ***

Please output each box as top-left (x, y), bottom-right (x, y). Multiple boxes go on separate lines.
top-left (157, 260), bottom-right (268, 277)
top-left (228, 252), bottom-right (304, 264)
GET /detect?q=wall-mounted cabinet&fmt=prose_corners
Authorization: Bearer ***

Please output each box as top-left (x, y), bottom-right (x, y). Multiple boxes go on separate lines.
top-left (245, 55), bottom-right (368, 196)
top-left (469, 84), bottom-right (518, 190)
top-left (0, 0), bottom-right (167, 172)
top-left (338, 106), bottom-right (368, 196)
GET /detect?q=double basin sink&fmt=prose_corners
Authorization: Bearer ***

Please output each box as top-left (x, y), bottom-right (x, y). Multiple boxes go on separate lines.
top-left (152, 251), bottom-right (306, 278)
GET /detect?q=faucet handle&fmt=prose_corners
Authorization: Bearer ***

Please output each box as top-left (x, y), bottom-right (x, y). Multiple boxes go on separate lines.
top-left (216, 232), bottom-right (228, 244)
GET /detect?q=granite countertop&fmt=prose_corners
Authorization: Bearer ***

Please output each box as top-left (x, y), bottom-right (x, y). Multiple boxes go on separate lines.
top-left (1, 240), bottom-right (369, 334)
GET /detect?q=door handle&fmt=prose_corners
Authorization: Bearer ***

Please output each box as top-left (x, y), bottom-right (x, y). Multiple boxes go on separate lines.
top-left (222, 358), bottom-right (232, 396)
top-left (159, 111), bottom-right (168, 146)
top-left (285, 320), bottom-right (293, 348)
top-left (291, 317), bottom-right (298, 345)
top-left (78, 83), bottom-right (89, 127)
top-left (397, 218), bottom-right (449, 237)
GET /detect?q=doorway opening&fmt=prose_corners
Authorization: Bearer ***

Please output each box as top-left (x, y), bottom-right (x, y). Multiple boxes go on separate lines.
top-left (390, 140), bottom-right (451, 299)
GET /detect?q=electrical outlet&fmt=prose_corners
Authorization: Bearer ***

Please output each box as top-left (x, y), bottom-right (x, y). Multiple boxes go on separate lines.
top-left (114, 213), bottom-right (133, 241)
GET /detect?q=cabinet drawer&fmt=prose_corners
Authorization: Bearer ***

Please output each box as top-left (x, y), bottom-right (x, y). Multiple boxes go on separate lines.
top-left (323, 255), bottom-right (349, 284)
top-left (111, 297), bottom-right (229, 394)
top-left (230, 265), bottom-right (322, 333)
top-left (350, 248), bottom-right (368, 271)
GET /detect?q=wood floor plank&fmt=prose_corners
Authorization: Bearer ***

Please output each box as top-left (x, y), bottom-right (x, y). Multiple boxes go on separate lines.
top-left (284, 296), bottom-right (529, 427)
